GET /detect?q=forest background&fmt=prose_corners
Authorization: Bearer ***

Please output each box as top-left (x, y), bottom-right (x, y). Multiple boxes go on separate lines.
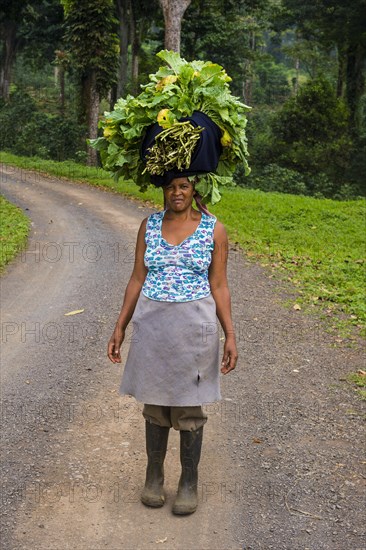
top-left (1, 0), bottom-right (365, 200)
top-left (1, 0), bottom-right (366, 345)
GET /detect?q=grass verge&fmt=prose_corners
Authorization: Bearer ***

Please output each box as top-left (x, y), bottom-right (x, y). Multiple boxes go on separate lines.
top-left (345, 371), bottom-right (366, 400)
top-left (0, 194), bottom-right (30, 271)
top-left (1, 152), bottom-right (365, 337)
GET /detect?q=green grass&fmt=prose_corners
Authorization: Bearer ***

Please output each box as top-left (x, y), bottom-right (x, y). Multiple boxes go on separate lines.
top-left (0, 194), bottom-right (30, 271)
top-left (346, 371), bottom-right (366, 400)
top-left (1, 151), bottom-right (365, 336)
top-left (213, 186), bottom-right (366, 337)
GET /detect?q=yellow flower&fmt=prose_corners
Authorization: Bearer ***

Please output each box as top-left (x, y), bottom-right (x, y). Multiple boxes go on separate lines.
top-left (221, 70), bottom-right (232, 83)
top-left (220, 129), bottom-right (232, 147)
top-left (157, 109), bottom-right (176, 128)
top-left (155, 75), bottom-right (178, 90)
top-left (103, 125), bottom-right (116, 138)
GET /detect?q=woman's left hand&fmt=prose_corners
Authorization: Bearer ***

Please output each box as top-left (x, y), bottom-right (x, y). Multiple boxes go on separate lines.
top-left (221, 335), bottom-right (238, 374)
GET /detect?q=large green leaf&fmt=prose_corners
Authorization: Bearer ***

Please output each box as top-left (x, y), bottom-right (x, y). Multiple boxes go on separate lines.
top-left (88, 49), bottom-right (251, 203)
top-left (157, 50), bottom-right (187, 74)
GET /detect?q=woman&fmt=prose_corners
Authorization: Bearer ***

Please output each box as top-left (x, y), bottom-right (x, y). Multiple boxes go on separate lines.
top-left (107, 175), bottom-right (238, 515)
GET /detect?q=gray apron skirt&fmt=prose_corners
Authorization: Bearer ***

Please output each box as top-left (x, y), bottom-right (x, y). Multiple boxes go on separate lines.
top-left (119, 292), bottom-right (221, 406)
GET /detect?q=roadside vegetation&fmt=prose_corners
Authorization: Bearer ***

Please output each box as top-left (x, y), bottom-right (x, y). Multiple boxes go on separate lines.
top-left (1, 1), bottom-right (365, 201)
top-left (0, 194), bottom-right (30, 271)
top-left (345, 371), bottom-right (366, 400)
top-left (2, 151), bottom-right (365, 338)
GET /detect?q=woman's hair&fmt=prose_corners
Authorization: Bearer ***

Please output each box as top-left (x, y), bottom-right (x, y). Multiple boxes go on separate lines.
top-left (162, 177), bottom-right (213, 216)
top-left (194, 192), bottom-right (212, 216)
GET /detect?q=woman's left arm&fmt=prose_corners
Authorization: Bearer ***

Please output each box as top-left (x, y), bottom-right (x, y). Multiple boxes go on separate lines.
top-left (208, 221), bottom-right (238, 374)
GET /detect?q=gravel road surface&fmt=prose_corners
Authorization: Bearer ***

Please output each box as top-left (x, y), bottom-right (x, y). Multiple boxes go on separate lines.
top-left (0, 165), bottom-right (365, 550)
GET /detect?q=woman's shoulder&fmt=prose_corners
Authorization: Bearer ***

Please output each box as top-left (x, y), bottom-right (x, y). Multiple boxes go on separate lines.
top-left (212, 219), bottom-right (227, 240)
top-left (142, 211), bottom-right (164, 239)
top-left (149, 210), bottom-right (164, 220)
top-left (199, 212), bottom-right (226, 238)
top-left (201, 211), bottom-right (218, 228)
top-left (143, 210), bottom-right (164, 225)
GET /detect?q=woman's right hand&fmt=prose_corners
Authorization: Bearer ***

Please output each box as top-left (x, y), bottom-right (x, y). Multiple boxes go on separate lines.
top-left (107, 326), bottom-right (125, 363)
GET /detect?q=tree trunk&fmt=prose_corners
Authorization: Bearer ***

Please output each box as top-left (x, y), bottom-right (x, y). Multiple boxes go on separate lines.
top-left (243, 79), bottom-right (252, 105)
top-left (131, 38), bottom-right (139, 94)
top-left (82, 71), bottom-right (100, 166)
top-left (294, 58), bottom-right (300, 94)
top-left (243, 30), bottom-right (255, 104)
top-left (336, 45), bottom-right (347, 99)
top-left (115, 0), bottom-right (130, 102)
top-left (0, 21), bottom-right (18, 100)
top-left (54, 50), bottom-right (68, 118)
top-left (130, 3), bottom-right (139, 94)
top-left (159, 0), bottom-right (192, 53)
top-left (346, 42), bottom-right (365, 136)
top-left (59, 65), bottom-right (65, 117)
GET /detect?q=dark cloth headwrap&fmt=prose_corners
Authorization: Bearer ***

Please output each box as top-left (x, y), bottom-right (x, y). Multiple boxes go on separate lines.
top-left (141, 111), bottom-right (223, 188)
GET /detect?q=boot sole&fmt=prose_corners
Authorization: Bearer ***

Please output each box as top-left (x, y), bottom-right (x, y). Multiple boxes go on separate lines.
top-left (172, 504), bottom-right (197, 515)
top-left (141, 495), bottom-right (165, 508)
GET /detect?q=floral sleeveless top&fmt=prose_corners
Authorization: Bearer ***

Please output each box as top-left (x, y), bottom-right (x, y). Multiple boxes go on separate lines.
top-left (142, 210), bottom-right (217, 302)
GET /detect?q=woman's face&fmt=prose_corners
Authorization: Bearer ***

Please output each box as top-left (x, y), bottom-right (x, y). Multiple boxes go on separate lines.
top-left (163, 178), bottom-right (195, 211)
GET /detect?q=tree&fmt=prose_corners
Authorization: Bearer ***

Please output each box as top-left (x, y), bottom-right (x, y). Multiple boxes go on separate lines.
top-left (61, 0), bottom-right (119, 165)
top-left (0, 0), bottom-right (63, 100)
top-left (0, 0), bottom-right (20, 99)
top-left (277, 0), bottom-right (366, 135)
top-left (113, 0), bottom-right (161, 102)
top-left (115, 0), bottom-right (130, 99)
top-left (129, 0), bottom-right (161, 93)
top-left (159, 0), bottom-right (191, 52)
top-left (181, 0), bottom-right (272, 99)
top-left (270, 78), bottom-right (352, 186)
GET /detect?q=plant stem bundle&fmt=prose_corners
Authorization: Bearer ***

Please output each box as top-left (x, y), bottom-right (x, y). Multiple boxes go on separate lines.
top-left (143, 122), bottom-right (203, 175)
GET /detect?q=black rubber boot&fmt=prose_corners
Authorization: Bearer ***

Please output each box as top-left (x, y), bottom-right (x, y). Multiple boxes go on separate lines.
top-left (172, 426), bottom-right (203, 515)
top-left (140, 421), bottom-right (170, 507)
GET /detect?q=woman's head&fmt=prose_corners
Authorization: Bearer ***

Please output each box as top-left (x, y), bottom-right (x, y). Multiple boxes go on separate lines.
top-left (162, 178), bottom-right (194, 212)
top-left (162, 177), bottom-right (211, 216)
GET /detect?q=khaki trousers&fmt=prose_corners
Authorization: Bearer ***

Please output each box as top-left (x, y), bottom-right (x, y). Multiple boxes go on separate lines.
top-left (143, 404), bottom-right (207, 431)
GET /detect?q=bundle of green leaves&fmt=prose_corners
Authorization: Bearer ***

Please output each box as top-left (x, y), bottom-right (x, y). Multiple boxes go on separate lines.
top-left (89, 50), bottom-right (251, 204)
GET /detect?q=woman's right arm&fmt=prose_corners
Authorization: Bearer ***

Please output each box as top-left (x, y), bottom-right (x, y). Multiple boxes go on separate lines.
top-left (107, 218), bottom-right (148, 363)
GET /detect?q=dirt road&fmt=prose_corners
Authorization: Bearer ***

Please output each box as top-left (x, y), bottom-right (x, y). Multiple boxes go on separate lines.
top-left (0, 165), bottom-right (364, 550)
